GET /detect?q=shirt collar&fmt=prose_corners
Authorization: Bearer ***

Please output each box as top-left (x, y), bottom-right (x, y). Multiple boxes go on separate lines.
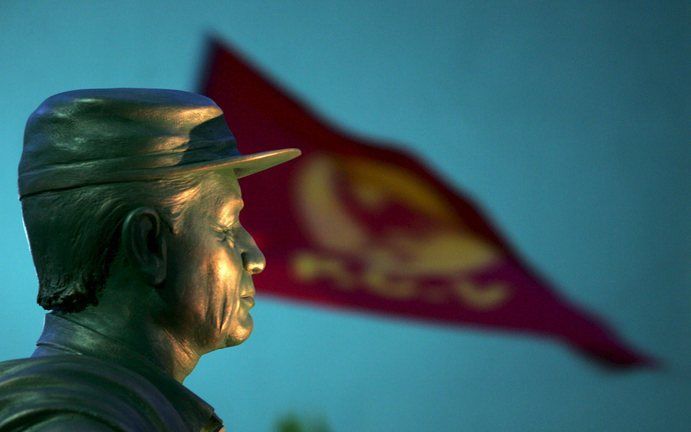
top-left (33, 313), bottom-right (223, 432)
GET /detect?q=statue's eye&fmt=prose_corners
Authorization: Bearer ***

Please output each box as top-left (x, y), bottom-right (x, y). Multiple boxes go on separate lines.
top-left (218, 222), bottom-right (240, 246)
top-left (221, 228), bottom-right (235, 243)
top-left (217, 220), bottom-right (240, 246)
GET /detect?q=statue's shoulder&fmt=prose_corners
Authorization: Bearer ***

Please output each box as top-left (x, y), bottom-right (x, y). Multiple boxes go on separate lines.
top-left (0, 355), bottom-right (188, 431)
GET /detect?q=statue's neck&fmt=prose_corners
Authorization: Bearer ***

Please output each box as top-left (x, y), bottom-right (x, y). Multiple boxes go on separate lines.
top-left (57, 283), bottom-right (201, 383)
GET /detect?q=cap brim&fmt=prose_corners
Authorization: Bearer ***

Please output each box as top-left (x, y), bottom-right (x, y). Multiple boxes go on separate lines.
top-left (183, 148), bottom-right (301, 178)
top-left (18, 147), bottom-right (301, 198)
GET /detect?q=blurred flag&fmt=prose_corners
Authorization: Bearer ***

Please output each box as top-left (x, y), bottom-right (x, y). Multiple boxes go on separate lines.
top-left (200, 38), bottom-right (652, 367)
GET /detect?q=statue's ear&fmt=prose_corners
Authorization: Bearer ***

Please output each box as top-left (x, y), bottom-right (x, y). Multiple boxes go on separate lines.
top-left (121, 207), bottom-right (167, 286)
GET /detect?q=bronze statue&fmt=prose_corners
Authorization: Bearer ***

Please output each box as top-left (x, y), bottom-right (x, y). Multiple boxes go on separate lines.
top-left (0, 89), bottom-right (300, 431)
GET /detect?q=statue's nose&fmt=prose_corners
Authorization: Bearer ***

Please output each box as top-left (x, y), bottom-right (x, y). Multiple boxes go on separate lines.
top-left (242, 243), bottom-right (266, 275)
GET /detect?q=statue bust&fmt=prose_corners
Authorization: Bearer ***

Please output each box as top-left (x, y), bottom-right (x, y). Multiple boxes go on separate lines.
top-left (0, 89), bottom-right (300, 431)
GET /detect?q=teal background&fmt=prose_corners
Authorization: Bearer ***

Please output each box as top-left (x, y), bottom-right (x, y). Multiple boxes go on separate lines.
top-left (1, 1), bottom-right (689, 431)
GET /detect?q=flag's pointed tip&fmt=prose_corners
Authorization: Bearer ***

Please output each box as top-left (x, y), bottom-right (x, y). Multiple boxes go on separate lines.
top-left (613, 357), bottom-right (661, 371)
top-left (203, 31), bottom-right (226, 48)
top-left (197, 33), bottom-right (235, 95)
top-left (202, 33), bottom-right (245, 60)
top-left (629, 354), bottom-right (661, 369)
top-left (615, 355), bottom-right (659, 369)
top-left (581, 344), bottom-right (659, 370)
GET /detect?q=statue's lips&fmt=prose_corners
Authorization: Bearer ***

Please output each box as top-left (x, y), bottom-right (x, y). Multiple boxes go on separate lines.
top-left (241, 289), bottom-right (255, 307)
top-left (241, 296), bottom-right (255, 308)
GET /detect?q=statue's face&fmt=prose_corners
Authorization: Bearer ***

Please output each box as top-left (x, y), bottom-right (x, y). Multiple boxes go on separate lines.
top-left (161, 172), bottom-right (265, 352)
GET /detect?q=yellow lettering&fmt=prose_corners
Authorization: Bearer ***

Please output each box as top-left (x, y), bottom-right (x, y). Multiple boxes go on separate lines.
top-left (419, 287), bottom-right (449, 304)
top-left (454, 281), bottom-right (511, 310)
top-left (292, 251), bottom-right (510, 311)
top-left (363, 268), bottom-right (417, 300)
top-left (291, 251), bottom-right (354, 290)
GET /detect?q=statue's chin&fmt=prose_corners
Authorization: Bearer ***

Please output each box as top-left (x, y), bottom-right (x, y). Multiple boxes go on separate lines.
top-left (222, 320), bottom-right (253, 348)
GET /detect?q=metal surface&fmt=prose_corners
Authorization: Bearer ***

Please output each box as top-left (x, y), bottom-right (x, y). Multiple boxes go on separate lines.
top-left (0, 89), bottom-right (299, 431)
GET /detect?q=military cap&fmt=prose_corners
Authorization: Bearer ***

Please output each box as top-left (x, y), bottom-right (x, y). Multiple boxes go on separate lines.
top-left (18, 88), bottom-right (300, 198)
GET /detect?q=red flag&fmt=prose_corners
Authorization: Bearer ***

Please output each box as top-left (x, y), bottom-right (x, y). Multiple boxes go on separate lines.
top-left (200, 38), bottom-right (653, 367)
